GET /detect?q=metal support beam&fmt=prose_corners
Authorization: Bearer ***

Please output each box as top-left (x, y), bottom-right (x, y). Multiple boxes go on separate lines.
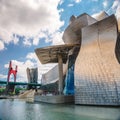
top-left (58, 54), bottom-right (63, 94)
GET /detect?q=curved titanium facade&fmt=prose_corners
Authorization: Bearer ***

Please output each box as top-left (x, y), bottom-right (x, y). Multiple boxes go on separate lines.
top-left (62, 13), bottom-right (97, 44)
top-left (74, 15), bottom-right (120, 105)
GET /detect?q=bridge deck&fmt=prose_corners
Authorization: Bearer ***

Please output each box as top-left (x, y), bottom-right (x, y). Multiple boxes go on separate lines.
top-left (0, 81), bottom-right (41, 86)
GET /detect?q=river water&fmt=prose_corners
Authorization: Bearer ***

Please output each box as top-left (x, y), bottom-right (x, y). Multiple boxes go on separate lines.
top-left (0, 99), bottom-right (120, 120)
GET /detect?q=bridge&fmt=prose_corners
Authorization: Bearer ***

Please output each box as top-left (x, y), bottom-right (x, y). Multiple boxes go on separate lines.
top-left (0, 81), bottom-right (41, 86)
top-left (0, 61), bottom-right (41, 94)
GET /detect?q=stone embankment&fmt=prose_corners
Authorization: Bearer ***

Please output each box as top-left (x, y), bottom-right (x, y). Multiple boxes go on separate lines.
top-left (18, 89), bottom-right (35, 102)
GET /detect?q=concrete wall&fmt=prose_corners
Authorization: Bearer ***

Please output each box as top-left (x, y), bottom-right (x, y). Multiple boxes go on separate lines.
top-left (34, 95), bottom-right (74, 104)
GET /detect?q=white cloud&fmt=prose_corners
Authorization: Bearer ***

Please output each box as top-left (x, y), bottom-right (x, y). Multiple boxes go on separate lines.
top-left (33, 37), bottom-right (39, 46)
top-left (75, 0), bottom-right (81, 3)
top-left (26, 52), bottom-right (37, 60)
top-left (68, 4), bottom-right (74, 7)
top-left (59, 8), bottom-right (64, 14)
top-left (0, 74), bottom-right (7, 79)
top-left (92, 0), bottom-right (98, 2)
top-left (11, 34), bottom-right (19, 45)
top-left (0, 40), bottom-right (5, 50)
top-left (23, 37), bottom-right (32, 46)
top-left (59, 0), bottom-right (64, 5)
top-left (0, 0), bottom-right (64, 48)
top-left (0, 28), bottom-right (19, 45)
top-left (103, 0), bottom-right (108, 8)
top-left (51, 31), bottom-right (64, 45)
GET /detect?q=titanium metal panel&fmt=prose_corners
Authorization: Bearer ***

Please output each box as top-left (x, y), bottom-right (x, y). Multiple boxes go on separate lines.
top-left (75, 15), bottom-right (120, 105)
top-left (62, 13), bottom-right (97, 44)
top-left (93, 11), bottom-right (109, 21)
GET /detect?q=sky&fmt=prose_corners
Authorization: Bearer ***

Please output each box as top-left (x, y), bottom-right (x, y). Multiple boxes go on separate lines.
top-left (0, 0), bottom-right (120, 83)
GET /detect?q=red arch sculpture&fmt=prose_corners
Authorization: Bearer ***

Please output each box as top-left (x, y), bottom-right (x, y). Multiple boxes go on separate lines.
top-left (7, 61), bottom-right (17, 83)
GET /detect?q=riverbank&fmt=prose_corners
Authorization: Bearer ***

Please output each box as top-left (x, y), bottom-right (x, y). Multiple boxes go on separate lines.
top-left (0, 95), bottom-right (18, 99)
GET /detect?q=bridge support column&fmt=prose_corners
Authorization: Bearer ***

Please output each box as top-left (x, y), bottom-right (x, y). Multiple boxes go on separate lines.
top-left (6, 84), bottom-right (15, 94)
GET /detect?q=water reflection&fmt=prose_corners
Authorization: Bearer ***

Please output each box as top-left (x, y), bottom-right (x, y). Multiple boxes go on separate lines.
top-left (0, 99), bottom-right (120, 120)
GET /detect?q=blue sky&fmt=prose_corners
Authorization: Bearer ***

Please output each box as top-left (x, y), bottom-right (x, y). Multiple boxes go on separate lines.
top-left (0, 0), bottom-right (120, 82)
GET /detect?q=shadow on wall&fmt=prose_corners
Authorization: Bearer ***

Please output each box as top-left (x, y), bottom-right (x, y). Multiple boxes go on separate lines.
top-left (115, 32), bottom-right (120, 64)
